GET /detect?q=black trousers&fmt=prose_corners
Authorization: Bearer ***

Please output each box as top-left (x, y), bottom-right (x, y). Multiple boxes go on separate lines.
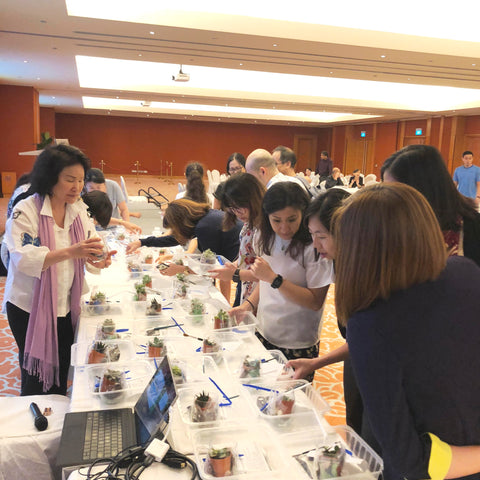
top-left (7, 302), bottom-right (74, 396)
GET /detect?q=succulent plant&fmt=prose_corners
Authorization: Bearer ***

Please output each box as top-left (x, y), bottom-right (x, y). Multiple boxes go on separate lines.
top-left (194, 390), bottom-right (211, 409)
top-left (209, 447), bottom-right (231, 460)
top-left (92, 341), bottom-right (106, 353)
top-left (91, 291), bottom-right (106, 303)
top-left (142, 274), bottom-right (152, 286)
top-left (190, 298), bottom-right (205, 315)
top-left (148, 336), bottom-right (163, 348)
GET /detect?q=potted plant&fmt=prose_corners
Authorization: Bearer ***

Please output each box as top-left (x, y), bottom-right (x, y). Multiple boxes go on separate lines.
top-left (191, 390), bottom-right (217, 422)
top-left (142, 274), bottom-right (152, 289)
top-left (99, 369), bottom-right (125, 403)
top-left (148, 337), bottom-right (164, 357)
top-left (174, 273), bottom-right (188, 298)
top-left (189, 298), bottom-right (206, 324)
top-left (213, 309), bottom-right (230, 330)
top-left (127, 261), bottom-right (141, 278)
top-left (315, 443), bottom-right (345, 479)
top-left (273, 391), bottom-right (295, 415)
top-left (144, 254), bottom-right (153, 264)
top-left (88, 341), bottom-right (107, 364)
top-left (134, 283), bottom-right (147, 301)
top-left (171, 364), bottom-right (186, 384)
top-left (146, 297), bottom-right (162, 315)
top-left (201, 248), bottom-right (216, 265)
top-left (90, 291), bottom-right (107, 314)
top-left (239, 355), bottom-right (261, 378)
top-left (100, 318), bottom-right (117, 339)
top-left (36, 131), bottom-right (53, 150)
top-left (207, 447), bottom-right (233, 477)
top-left (202, 337), bottom-right (220, 354)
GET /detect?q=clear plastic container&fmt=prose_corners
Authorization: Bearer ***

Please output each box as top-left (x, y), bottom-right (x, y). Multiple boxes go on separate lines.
top-left (224, 349), bottom-right (293, 383)
top-left (71, 339), bottom-right (137, 366)
top-left (282, 425), bottom-right (383, 480)
top-left (168, 354), bottom-right (219, 388)
top-left (86, 361), bottom-right (154, 406)
top-left (176, 383), bottom-right (251, 428)
top-left (192, 424), bottom-right (291, 479)
top-left (211, 310), bottom-right (257, 337)
top-left (81, 298), bottom-right (123, 317)
top-left (185, 253), bottom-right (229, 276)
top-left (242, 379), bottom-right (330, 433)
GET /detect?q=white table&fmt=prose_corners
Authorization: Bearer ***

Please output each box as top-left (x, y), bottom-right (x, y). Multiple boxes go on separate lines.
top-left (65, 244), bottom-right (343, 480)
top-left (0, 394), bottom-right (70, 480)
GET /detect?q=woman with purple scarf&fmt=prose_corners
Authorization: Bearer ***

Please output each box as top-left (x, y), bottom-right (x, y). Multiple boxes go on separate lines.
top-left (3, 145), bottom-right (115, 395)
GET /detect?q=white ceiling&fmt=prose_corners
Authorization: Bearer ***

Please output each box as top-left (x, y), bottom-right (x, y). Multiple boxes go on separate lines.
top-left (2, 0), bottom-right (480, 126)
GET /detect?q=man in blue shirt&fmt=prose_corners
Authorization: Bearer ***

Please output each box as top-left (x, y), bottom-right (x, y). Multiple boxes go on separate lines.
top-left (453, 150), bottom-right (480, 206)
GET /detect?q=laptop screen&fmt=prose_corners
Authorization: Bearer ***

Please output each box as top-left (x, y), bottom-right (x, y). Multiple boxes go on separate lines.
top-left (134, 356), bottom-right (177, 445)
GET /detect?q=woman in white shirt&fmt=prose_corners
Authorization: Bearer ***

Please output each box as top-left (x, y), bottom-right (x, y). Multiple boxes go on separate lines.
top-left (4, 145), bottom-right (114, 395)
top-left (232, 182), bottom-right (333, 380)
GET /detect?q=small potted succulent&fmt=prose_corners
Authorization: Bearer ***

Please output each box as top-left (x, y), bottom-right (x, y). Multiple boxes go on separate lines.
top-left (127, 261), bottom-right (142, 278)
top-left (90, 291), bottom-right (107, 314)
top-left (213, 309), bottom-right (230, 330)
top-left (88, 341), bottom-right (107, 364)
top-left (146, 297), bottom-right (162, 315)
top-left (116, 232), bottom-right (126, 241)
top-left (191, 390), bottom-right (217, 423)
top-left (174, 273), bottom-right (188, 299)
top-left (202, 337), bottom-right (220, 354)
top-left (189, 298), bottom-right (206, 324)
top-left (171, 364), bottom-right (186, 385)
top-left (99, 369), bottom-right (125, 403)
top-left (207, 447), bottom-right (234, 477)
top-left (134, 283), bottom-right (147, 301)
top-left (270, 390), bottom-right (295, 416)
top-left (239, 355), bottom-right (261, 378)
top-left (148, 337), bottom-right (164, 357)
top-left (144, 254), bottom-right (153, 264)
top-left (142, 274), bottom-right (152, 289)
top-left (100, 318), bottom-right (117, 340)
top-left (201, 248), bottom-right (216, 265)
top-left (314, 443), bottom-right (346, 479)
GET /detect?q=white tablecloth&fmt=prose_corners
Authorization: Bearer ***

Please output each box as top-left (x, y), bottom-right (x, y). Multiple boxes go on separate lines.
top-left (0, 394), bottom-right (70, 480)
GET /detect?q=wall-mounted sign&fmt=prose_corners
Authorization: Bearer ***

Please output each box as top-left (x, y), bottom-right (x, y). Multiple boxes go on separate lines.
top-left (360, 131), bottom-right (366, 138)
top-left (415, 128), bottom-right (423, 136)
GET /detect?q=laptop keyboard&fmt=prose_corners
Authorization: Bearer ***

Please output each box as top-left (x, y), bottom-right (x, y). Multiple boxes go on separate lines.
top-left (82, 410), bottom-right (128, 461)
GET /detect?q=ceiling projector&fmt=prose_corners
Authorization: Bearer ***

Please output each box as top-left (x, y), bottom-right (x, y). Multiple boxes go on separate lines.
top-left (172, 67), bottom-right (190, 82)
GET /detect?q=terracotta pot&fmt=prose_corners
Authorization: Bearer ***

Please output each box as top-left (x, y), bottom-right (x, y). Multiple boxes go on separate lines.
top-left (148, 345), bottom-right (163, 357)
top-left (88, 350), bottom-right (107, 364)
top-left (277, 398), bottom-right (295, 415)
top-left (209, 453), bottom-right (232, 477)
top-left (145, 257), bottom-right (153, 264)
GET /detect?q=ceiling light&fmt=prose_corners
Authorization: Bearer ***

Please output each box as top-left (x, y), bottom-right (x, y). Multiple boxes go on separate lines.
top-left (380, 55), bottom-right (386, 58)
top-left (76, 56), bottom-right (480, 112)
top-left (82, 96), bottom-right (379, 123)
top-left (149, 31), bottom-right (155, 35)
top-left (66, 0), bottom-right (480, 44)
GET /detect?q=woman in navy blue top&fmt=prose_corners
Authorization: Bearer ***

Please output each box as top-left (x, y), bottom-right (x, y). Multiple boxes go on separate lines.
top-left (334, 183), bottom-right (480, 480)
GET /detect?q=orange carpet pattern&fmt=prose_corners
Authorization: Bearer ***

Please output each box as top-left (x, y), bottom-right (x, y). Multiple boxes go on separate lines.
top-left (0, 277), bottom-right (21, 396)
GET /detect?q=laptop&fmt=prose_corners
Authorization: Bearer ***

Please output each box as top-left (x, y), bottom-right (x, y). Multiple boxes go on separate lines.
top-left (56, 356), bottom-right (177, 470)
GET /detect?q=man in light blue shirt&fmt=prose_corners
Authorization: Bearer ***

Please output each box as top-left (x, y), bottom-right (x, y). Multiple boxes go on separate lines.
top-left (453, 150), bottom-right (480, 206)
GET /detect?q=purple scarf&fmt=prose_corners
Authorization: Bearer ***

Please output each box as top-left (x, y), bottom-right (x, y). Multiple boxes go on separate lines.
top-left (23, 194), bottom-right (85, 392)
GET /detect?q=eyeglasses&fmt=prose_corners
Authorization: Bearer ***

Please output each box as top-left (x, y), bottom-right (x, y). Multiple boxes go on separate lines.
top-left (227, 206), bottom-right (247, 214)
top-left (228, 166), bottom-right (243, 174)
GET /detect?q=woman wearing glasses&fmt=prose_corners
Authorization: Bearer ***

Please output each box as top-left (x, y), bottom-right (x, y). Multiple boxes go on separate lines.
top-left (226, 152), bottom-right (246, 176)
top-left (231, 182), bottom-right (333, 380)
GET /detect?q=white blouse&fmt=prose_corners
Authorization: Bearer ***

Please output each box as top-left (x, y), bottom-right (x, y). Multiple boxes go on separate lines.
top-left (3, 195), bottom-right (98, 316)
top-left (257, 236), bottom-right (334, 349)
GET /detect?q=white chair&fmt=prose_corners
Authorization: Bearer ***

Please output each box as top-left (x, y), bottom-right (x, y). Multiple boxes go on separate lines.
top-left (120, 175), bottom-right (148, 204)
top-left (364, 173), bottom-right (377, 186)
top-left (178, 182), bottom-right (186, 193)
top-left (220, 173), bottom-right (227, 182)
top-left (319, 180), bottom-right (327, 191)
top-left (206, 170), bottom-right (214, 193)
top-left (211, 169), bottom-right (221, 183)
top-left (310, 174), bottom-right (320, 188)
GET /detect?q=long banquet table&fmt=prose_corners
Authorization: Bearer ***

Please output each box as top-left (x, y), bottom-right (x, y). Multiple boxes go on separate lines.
top-left (65, 233), bottom-right (382, 480)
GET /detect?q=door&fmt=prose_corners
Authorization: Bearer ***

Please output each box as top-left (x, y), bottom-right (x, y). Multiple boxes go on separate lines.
top-left (294, 134), bottom-right (317, 173)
